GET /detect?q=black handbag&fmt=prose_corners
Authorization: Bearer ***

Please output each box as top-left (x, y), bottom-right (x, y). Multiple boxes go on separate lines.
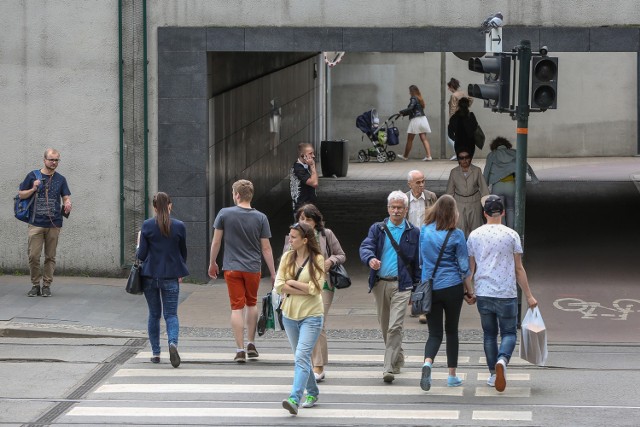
top-left (329, 263), bottom-right (351, 289)
top-left (411, 230), bottom-right (453, 316)
top-left (125, 261), bottom-right (143, 295)
top-left (325, 236), bottom-right (350, 289)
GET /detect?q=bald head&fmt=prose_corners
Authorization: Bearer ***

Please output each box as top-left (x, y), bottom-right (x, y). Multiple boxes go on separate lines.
top-left (407, 170), bottom-right (426, 197)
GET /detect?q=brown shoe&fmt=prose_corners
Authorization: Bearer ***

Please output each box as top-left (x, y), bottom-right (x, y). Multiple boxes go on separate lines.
top-left (234, 351), bottom-right (246, 363)
top-left (418, 314), bottom-right (427, 324)
top-left (246, 343), bottom-right (259, 358)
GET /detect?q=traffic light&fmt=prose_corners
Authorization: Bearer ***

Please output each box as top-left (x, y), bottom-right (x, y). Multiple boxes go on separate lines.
top-left (467, 53), bottom-right (511, 111)
top-left (531, 56), bottom-right (558, 110)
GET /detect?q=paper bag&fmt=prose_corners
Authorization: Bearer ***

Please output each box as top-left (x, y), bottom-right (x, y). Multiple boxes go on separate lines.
top-left (519, 306), bottom-right (548, 366)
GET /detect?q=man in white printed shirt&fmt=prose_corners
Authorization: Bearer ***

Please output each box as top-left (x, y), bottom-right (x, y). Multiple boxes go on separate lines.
top-left (466, 195), bottom-right (537, 393)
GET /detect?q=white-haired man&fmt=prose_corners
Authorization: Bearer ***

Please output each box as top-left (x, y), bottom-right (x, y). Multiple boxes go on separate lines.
top-left (360, 191), bottom-right (421, 383)
top-left (405, 169), bottom-right (437, 324)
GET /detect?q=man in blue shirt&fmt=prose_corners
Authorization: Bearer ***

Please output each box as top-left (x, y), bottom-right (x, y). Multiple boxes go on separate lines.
top-left (359, 191), bottom-right (421, 383)
top-left (18, 148), bottom-right (72, 298)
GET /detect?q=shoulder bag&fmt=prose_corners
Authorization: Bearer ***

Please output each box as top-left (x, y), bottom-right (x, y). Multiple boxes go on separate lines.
top-left (410, 229), bottom-right (453, 316)
top-left (14, 170), bottom-right (42, 223)
top-left (325, 238), bottom-right (351, 289)
top-left (125, 260), bottom-right (143, 295)
top-left (381, 222), bottom-right (415, 280)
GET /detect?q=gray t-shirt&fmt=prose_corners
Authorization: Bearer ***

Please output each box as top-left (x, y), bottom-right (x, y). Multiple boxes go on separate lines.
top-left (213, 206), bottom-right (272, 273)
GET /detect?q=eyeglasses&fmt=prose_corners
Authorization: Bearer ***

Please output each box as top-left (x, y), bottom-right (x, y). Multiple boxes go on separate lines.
top-left (387, 205), bottom-right (406, 211)
top-left (457, 156), bottom-right (471, 161)
top-left (46, 158), bottom-right (60, 162)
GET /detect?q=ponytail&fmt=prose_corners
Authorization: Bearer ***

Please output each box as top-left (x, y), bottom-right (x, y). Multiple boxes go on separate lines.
top-left (152, 192), bottom-right (172, 237)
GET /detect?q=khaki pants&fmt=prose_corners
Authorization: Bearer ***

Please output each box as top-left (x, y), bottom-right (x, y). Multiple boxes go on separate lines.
top-left (311, 287), bottom-right (334, 367)
top-left (28, 225), bottom-right (61, 286)
top-left (372, 279), bottom-right (411, 373)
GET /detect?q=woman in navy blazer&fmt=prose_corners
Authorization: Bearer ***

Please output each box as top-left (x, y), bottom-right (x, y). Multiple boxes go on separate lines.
top-left (136, 192), bottom-right (189, 368)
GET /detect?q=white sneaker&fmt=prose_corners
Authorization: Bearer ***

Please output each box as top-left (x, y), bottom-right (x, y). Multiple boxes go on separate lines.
top-left (422, 156), bottom-right (433, 161)
top-left (397, 154), bottom-right (408, 161)
top-left (487, 374), bottom-right (496, 387)
top-left (314, 371), bottom-right (325, 382)
top-left (495, 358), bottom-right (507, 392)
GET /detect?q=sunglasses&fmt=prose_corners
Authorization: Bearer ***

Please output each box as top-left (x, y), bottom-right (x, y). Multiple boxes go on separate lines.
top-left (457, 156), bottom-right (471, 161)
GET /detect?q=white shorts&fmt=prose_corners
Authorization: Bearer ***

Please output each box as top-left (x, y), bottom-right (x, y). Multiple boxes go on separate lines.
top-left (407, 116), bottom-right (431, 134)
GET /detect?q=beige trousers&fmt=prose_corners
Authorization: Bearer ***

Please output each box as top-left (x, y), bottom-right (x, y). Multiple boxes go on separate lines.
top-left (28, 225), bottom-right (61, 286)
top-left (311, 287), bottom-right (334, 367)
top-left (372, 279), bottom-right (411, 373)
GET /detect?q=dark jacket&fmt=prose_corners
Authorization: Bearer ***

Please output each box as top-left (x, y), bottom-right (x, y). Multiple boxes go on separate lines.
top-left (448, 111), bottom-right (478, 156)
top-left (399, 96), bottom-right (426, 119)
top-left (359, 219), bottom-right (421, 292)
top-left (137, 217), bottom-right (189, 279)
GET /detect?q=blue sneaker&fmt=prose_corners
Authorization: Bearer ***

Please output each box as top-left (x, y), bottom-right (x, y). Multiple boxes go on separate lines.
top-left (420, 362), bottom-right (432, 391)
top-left (447, 375), bottom-right (463, 387)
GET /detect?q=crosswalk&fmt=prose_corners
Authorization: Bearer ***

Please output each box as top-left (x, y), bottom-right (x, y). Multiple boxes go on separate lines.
top-left (62, 346), bottom-right (537, 425)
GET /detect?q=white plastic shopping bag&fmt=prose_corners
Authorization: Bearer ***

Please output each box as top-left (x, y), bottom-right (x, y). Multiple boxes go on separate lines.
top-left (519, 306), bottom-right (548, 366)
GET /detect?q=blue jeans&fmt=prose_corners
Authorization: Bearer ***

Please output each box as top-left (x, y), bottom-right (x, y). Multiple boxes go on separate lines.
top-left (143, 277), bottom-right (180, 355)
top-left (476, 296), bottom-right (518, 373)
top-left (282, 315), bottom-right (324, 403)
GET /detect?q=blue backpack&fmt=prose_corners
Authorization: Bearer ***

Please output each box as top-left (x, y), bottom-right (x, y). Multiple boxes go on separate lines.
top-left (14, 170), bottom-right (42, 223)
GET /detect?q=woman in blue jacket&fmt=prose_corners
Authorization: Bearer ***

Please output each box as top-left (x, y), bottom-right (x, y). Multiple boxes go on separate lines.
top-left (136, 192), bottom-right (189, 368)
top-left (418, 195), bottom-right (474, 391)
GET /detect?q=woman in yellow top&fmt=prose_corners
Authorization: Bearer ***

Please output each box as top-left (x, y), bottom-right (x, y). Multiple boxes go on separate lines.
top-left (276, 222), bottom-right (325, 415)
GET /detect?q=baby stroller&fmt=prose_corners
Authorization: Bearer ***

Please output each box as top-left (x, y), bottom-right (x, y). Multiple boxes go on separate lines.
top-left (355, 109), bottom-right (401, 163)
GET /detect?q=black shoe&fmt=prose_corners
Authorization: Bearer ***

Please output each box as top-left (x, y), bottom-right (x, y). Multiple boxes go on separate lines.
top-left (41, 286), bottom-right (51, 297)
top-left (150, 356), bottom-right (160, 364)
top-left (27, 285), bottom-right (41, 297)
top-left (169, 344), bottom-right (180, 368)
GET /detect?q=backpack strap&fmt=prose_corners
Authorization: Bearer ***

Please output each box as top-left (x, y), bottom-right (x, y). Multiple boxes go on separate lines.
top-left (29, 170), bottom-right (42, 224)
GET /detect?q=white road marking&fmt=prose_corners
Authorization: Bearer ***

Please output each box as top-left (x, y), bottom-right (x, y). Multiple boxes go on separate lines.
top-left (473, 410), bottom-right (532, 421)
top-left (113, 368), bottom-right (467, 381)
top-left (474, 387), bottom-right (531, 397)
top-left (475, 373), bottom-right (530, 381)
top-left (67, 406), bottom-right (460, 419)
top-left (136, 351), bottom-right (469, 364)
top-left (95, 383), bottom-right (464, 396)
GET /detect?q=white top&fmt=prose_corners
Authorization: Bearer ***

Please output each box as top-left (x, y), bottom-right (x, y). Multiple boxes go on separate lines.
top-left (408, 192), bottom-right (426, 227)
top-left (467, 224), bottom-right (523, 298)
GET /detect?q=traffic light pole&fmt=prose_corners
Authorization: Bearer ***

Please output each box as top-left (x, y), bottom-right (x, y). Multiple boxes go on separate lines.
top-left (514, 40), bottom-right (532, 326)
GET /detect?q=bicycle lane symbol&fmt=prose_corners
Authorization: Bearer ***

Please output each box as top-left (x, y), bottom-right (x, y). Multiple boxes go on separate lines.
top-left (553, 298), bottom-right (640, 320)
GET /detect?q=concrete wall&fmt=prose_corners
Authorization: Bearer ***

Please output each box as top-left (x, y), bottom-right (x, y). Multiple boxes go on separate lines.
top-left (332, 52), bottom-right (637, 159)
top-left (1, 0), bottom-right (639, 277)
top-left (1, 0), bottom-right (120, 275)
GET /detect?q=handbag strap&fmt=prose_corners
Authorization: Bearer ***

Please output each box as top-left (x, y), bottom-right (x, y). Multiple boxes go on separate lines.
top-left (294, 256), bottom-right (309, 280)
top-left (381, 222), bottom-right (413, 278)
top-left (431, 230), bottom-right (454, 280)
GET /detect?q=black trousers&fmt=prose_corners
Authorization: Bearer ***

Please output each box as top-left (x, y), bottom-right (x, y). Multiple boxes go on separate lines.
top-left (424, 283), bottom-right (464, 367)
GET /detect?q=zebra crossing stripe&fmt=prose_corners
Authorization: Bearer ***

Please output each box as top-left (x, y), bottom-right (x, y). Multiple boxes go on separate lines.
top-left (113, 368), bottom-right (467, 381)
top-left (479, 356), bottom-right (528, 365)
top-left (474, 387), bottom-right (531, 397)
top-left (66, 406), bottom-right (461, 419)
top-left (473, 410), bottom-right (532, 421)
top-left (476, 373), bottom-right (530, 381)
top-left (135, 352), bottom-right (470, 364)
top-left (94, 383), bottom-right (465, 396)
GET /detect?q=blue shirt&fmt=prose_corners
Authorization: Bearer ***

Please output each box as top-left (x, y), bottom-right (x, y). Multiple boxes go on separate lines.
top-left (379, 219), bottom-right (406, 278)
top-left (19, 171), bottom-right (71, 228)
top-left (420, 223), bottom-right (470, 290)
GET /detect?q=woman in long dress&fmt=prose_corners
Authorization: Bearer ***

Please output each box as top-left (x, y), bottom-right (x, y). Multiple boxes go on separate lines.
top-left (446, 150), bottom-right (489, 238)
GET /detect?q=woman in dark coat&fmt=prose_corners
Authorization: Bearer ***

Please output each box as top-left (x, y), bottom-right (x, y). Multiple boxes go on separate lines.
top-left (447, 97), bottom-right (478, 158)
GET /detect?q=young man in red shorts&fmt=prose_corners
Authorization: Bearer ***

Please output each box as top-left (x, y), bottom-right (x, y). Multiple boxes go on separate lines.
top-left (208, 180), bottom-right (277, 362)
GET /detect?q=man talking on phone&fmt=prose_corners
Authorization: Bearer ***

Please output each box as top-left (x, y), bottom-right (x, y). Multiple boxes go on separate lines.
top-left (289, 142), bottom-right (318, 216)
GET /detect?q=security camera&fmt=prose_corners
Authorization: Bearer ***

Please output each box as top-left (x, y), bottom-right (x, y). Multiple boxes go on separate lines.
top-left (539, 46), bottom-right (548, 56)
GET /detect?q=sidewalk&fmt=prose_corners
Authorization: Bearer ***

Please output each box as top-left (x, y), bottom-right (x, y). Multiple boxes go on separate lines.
top-left (0, 273), bottom-right (481, 341)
